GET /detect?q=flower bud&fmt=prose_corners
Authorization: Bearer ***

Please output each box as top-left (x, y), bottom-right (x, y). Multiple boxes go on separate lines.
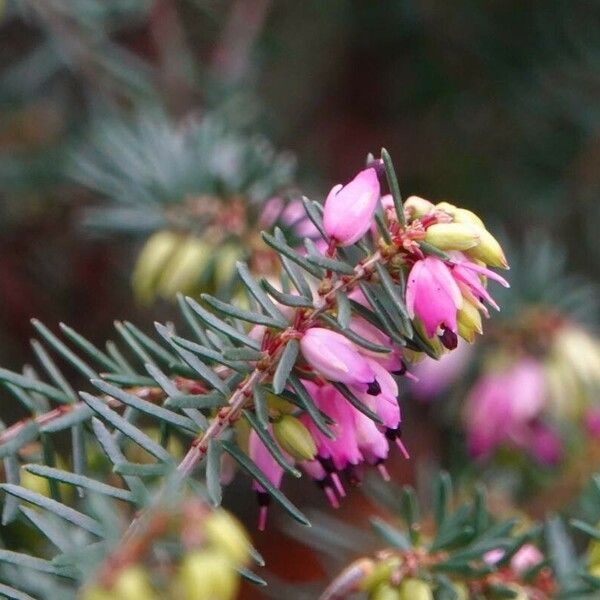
top-left (457, 299), bottom-right (483, 342)
top-left (178, 551), bottom-right (238, 600)
top-left (323, 167), bottom-right (380, 246)
top-left (132, 230), bottom-right (180, 304)
top-left (424, 223), bottom-right (480, 251)
top-left (79, 587), bottom-right (113, 600)
top-left (273, 414), bottom-right (317, 461)
top-left (204, 510), bottom-right (250, 566)
top-left (450, 207), bottom-right (485, 228)
top-left (404, 195), bottom-right (435, 218)
top-left (214, 243), bottom-right (245, 290)
top-left (158, 236), bottom-right (210, 299)
top-left (465, 228), bottom-right (508, 269)
top-left (435, 201), bottom-right (457, 213)
top-left (113, 566), bottom-right (157, 600)
top-left (452, 582), bottom-right (469, 600)
top-left (398, 578), bottom-right (433, 600)
top-left (370, 582), bottom-right (402, 600)
top-left (360, 557), bottom-right (402, 592)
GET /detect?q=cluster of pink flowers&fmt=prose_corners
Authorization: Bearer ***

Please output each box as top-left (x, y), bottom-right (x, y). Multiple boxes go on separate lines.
top-left (250, 325), bottom-right (407, 529)
top-left (244, 162), bottom-right (510, 527)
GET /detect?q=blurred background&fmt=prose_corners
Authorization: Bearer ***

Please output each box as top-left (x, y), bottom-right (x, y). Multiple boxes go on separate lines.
top-left (2, 1), bottom-right (600, 595)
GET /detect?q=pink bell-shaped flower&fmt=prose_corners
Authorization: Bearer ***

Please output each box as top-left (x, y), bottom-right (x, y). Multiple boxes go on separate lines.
top-left (406, 257), bottom-right (463, 337)
top-left (248, 428), bottom-right (285, 530)
top-left (300, 327), bottom-right (379, 393)
top-left (323, 167), bottom-right (380, 246)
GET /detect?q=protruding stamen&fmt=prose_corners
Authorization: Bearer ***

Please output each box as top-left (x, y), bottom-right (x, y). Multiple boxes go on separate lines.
top-left (395, 437), bottom-right (410, 460)
top-left (258, 505), bottom-right (268, 531)
top-left (324, 486), bottom-right (340, 509)
top-left (331, 472), bottom-right (346, 497)
top-left (377, 463), bottom-right (391, 481)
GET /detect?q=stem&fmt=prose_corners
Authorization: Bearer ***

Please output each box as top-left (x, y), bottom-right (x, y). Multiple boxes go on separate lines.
top-left (174, 248), bottom-right (386, 479)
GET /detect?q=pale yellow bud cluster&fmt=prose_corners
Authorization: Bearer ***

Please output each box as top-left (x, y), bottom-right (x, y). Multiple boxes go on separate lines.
top-left (545, 325), bottom-right (600, 419)
top-left (132, 230), bottom-right (244, 305)
top-left (79, 508), bottom-right (250, 600)
top-left (406, 196), bottom-right (508, 269)
top-left (367, 577), bottom-right (434, 600)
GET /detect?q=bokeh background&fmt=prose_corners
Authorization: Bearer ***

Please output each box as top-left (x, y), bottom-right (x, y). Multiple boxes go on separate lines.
top-left (2, 1), bottom-right (600, 596)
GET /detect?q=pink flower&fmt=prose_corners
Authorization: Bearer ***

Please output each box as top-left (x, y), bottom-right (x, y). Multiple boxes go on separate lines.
top-left (300, 327), bottom-right (379, 393)
top-left (260, 197), bottom-right (321, 240)
top-left (529, 424), bottom-right (561, 466)
top-left (465, 358), bottom-right (547, 460)
top-left (323, 167), bottom-right (380, 246)
top-left (585, 408), bottom-right (600, 438)
top-left (357, 358), bottom-right (401, 430)
top-left (248, 428), bottom-right (285, 530)
top-left (510, 544), bottom-right (544, 574)
top-left (349, 315), bottom-right (403, 372)
top-left (406, 257), bottom-right (463, 337)
top-left (309, 385), bottom-right (363, 471)
top-left (449, 252), bottom-right (509, 315)
top-left (484, 544), bottom-right (544, 574)
top-left (410, 340), bottom-right (472, 400)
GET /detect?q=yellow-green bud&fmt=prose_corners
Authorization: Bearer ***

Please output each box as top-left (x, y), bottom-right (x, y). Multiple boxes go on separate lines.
top-left (457, 299), bottom-right (483, 342)
top-left (113, 566), bottom-right (157, 600)
top-left (452, 582), bottom-right (469, 600)
top-left (214, 243), bottom-right (245, 290)
top-left (360, 557), bottom-right (402, 592)
top-left (590, 563), bottom-right (600, 578)
top-left (450, 207), bottom-right (485, 228)
top-left (405, 196), bottom-right (435, 218)
top-left (79, 587), bottom-right (113, 600)
top-left (178, 551), bottom-right (238, 600)
top-left (132, 230), bottom-right (181, 305)
top-left (273, 415), bottom-right (317, 461)
top-left (424, 223), bottom-right (480, 251)
top-left (465, 228), bottom-right (508, 269)
top-left (398, 578), bottom-right (433, 600)
top-left (158, 236), bottom-right (211, 299)
top-left (506, 586), bottom-right (528, 600)
top-left (204, 510), bottom-right (250, 566)
top-left (370, 582), bottom-right (402, 600)
top-left (435, 201), bottom-right (457, 214)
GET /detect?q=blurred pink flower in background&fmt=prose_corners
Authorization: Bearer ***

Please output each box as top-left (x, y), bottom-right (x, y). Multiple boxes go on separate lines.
top-left (465, 357), bottom-right (551, 462)
top-left (410, 340), bottom-right (472, 400)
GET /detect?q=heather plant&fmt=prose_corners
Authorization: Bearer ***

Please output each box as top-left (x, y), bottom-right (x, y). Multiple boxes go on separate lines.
top-left (0, 149), bottom-right (517, 597)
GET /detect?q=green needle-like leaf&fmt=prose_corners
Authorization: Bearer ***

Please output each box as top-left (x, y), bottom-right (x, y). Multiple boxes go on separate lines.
top-left (80, 393), bottom-right (173, 463)
top-left (272, 339), bottom-right (299, 395)
top-left (381, 148), bottom-right (405, 226)
top-left (0, 484), bottom-right (104, 536)
top-left (221, 440), bottom-right (309, 527)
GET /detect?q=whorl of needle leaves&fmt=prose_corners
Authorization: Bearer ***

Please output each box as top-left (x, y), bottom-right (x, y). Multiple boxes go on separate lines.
top-left (70, 110), bottom-right (297, 235)
top-left (288, 474), bottom-right (600, 600)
